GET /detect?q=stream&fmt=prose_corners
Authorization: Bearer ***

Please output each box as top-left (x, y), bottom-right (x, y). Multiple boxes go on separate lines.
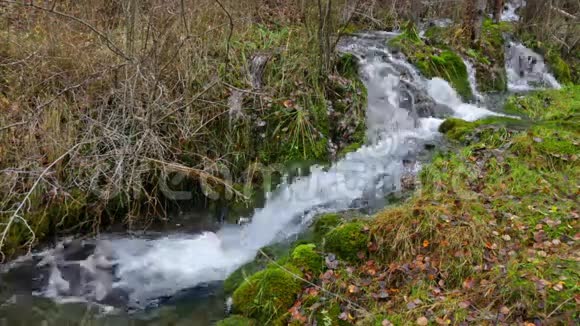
top-left (0, 12), bottom-right (562, 326)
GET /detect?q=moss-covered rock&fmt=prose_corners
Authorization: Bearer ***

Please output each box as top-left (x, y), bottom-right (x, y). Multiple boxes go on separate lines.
top-left (389, 29), bottom-right (472, 100)
top-left (312, 213), bottom-right (342, 240)
top-left (224, 261), bottom-right (265, 295)
top-left (438, 118), bottom-right (478, 141)
top-left (232, 265), bottom-right (303, 323)
top-left (439, 116), bottom-right (526, 143)
top-left (422, 19), bottom-right (508, 93)
top-left (324, 222), bottom-right (369, 261)
top-left (217, 315), bottom-right (256, 326)
top-left (418, 50), bottom-right (472, 100)
top-left (224, 243), bottom-right (295, 294)
top-left (290, 244), bottom-right (324, 275)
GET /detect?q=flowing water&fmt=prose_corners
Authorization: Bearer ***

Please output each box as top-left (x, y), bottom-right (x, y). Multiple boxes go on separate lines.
top-left (505, 41), bottom-right (562, 92)
top-left (502, 0), bottom-right (527, 22)
top-left (463, 58), bottom-right (484, 103)
top-left (0, 31), bottom-right (562, 325)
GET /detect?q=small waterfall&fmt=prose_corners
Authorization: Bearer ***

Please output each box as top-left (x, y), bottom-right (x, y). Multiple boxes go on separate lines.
top-left (502, 0), bottom-right (527, 22)
top-left (463, 58), bottom-right (484, 103)
top-left (3, 32), bottom-right (505, 309)
top-left (505, 41), bottom-right (561, 91)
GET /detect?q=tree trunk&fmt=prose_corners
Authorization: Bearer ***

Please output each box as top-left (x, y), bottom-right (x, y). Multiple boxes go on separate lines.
top-left (410, 0), bottom-right (423, 27)
top-left (464, 0), bottom-right (488, 44)
top-left (493, 0), bottom-right (504, 23)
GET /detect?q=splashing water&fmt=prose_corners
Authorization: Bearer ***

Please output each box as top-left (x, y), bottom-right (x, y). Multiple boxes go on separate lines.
top-left (505, 41), bottom-right (561, 91)
top-left (501, 0), bottom-right (527, 22)
top-left (463, 58), bottom-right (484, 103)
top-left (3, 32), bottom-right (505, 310)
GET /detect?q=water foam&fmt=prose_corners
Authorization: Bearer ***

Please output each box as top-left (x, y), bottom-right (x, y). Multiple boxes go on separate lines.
top-left (463, 58), bottom-right (484, 103)
top-left (501, 0), bottom-right (527, 22)
top-left (505, 42), bottom-right (561, 91)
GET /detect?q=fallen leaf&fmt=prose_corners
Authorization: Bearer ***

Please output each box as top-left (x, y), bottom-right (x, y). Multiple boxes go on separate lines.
top-left (348, 284), bottom-right (359, 294)
top-left (462, 277), bottom-right (475, 289)
top-left (423, 240), bottom-right (430, 248)
top-left (417, 316), bottom-right (429, 326)
top-left (552, 282), bottom-right (564, 292)
top-left (458, 301), bottom-right (471, 309)
top-left (372, 290), bottom-right (390, 300)
top-left (435, 317), bottom-right (451, 325)
top-left (500, 306), bottom-right (510, 315)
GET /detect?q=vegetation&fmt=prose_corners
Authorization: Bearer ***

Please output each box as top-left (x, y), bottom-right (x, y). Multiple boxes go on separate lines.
top-left (223, 86), bottom-right (579, 325)
top-left (324, 221), bottom-right (369, 262)
top-left (232, 264), bottom-right (304, 324)
top-left (390, 26), bottom-right (473, 100)
top-left (424, 18), bottom-right (510, 93)
top-left (290, 244), bottom-right (324, 276)
top-left (217, 315), bottom-right (256, 326)
top-left (0, 0), bottom-right (374, 258)
top-left (1, 0), bottom-right (578, 324)
top-left (519, 0), bottom-right (580, 84)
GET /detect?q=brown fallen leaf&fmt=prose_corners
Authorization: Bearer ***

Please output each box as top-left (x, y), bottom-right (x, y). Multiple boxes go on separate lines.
top-left (552, 282), bottom-right (564, 292)
top-left (348, 284), bottom-right (359, 294)
top-left (458, 301), bottom-right (471, 309)
top-left (417, 316), bottom-right (429, 326)
top-left (462, 277), bottom-right (475, 289)
top-left (500, 306), bottom-right (510, 315)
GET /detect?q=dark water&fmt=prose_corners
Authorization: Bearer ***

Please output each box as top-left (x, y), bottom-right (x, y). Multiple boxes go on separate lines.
top-left (0, 210), bottom-right (229, 325)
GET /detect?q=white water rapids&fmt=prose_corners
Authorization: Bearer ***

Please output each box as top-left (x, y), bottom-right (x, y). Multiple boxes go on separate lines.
top-left (1, 31), bottom-right (561, 311)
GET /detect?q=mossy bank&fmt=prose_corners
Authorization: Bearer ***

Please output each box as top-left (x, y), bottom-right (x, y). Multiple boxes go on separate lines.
top-left (219, 86), bottom-right (579, 325)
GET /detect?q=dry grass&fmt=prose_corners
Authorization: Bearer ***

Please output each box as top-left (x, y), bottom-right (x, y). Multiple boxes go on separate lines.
top-left (0, 0), bottom-right (426, 258)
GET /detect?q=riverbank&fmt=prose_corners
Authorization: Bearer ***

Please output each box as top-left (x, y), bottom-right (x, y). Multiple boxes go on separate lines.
top-left (1, 1), bottom-right (374, 258)
top-left (220, 85), bottom-right (579, 325)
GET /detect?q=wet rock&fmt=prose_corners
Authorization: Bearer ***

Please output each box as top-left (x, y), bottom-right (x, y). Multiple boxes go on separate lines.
top-left (62, 240), bottom-right (96, 261)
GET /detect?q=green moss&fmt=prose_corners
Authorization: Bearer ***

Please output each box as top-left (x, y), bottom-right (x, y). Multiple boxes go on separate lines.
top-left (390, 32), bottom-right (472, 100)
top-left (419, 19), bottom-right (508, 93)
top-left (217, 315), bottom-right (256, 326)
top-left (511, 126), bottom-right (579, 168)
top-left (225, 243), bottom-right (293, 294)
top-left (439, 116), bottom-right (529, 143)
top-left (547, 52), bottom-right (572, 84)
top-left (438, 118), bottom-right (478, 141)
top-left (232, 266), bottom-right (303, 323)
top-left (224, 261), bottom-right (266, 295)
top-left (290, 244), bottom-right (324, 275)
top-left (312, 213), bottom-right (342, 239)
top-left (324, 222), bottom-right (369, 261)
top-left (314, 303), bottom-right (350, 326)
top-left (504, 85), bottom-right (580, 121)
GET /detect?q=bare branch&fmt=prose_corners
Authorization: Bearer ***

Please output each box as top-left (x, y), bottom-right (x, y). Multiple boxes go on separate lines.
top-left (0, 0), bottom-right (131, 61)
top-left (214, 0), bottom-right (234, 71)
top-left (0, 142), bottom-right (85, 261)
